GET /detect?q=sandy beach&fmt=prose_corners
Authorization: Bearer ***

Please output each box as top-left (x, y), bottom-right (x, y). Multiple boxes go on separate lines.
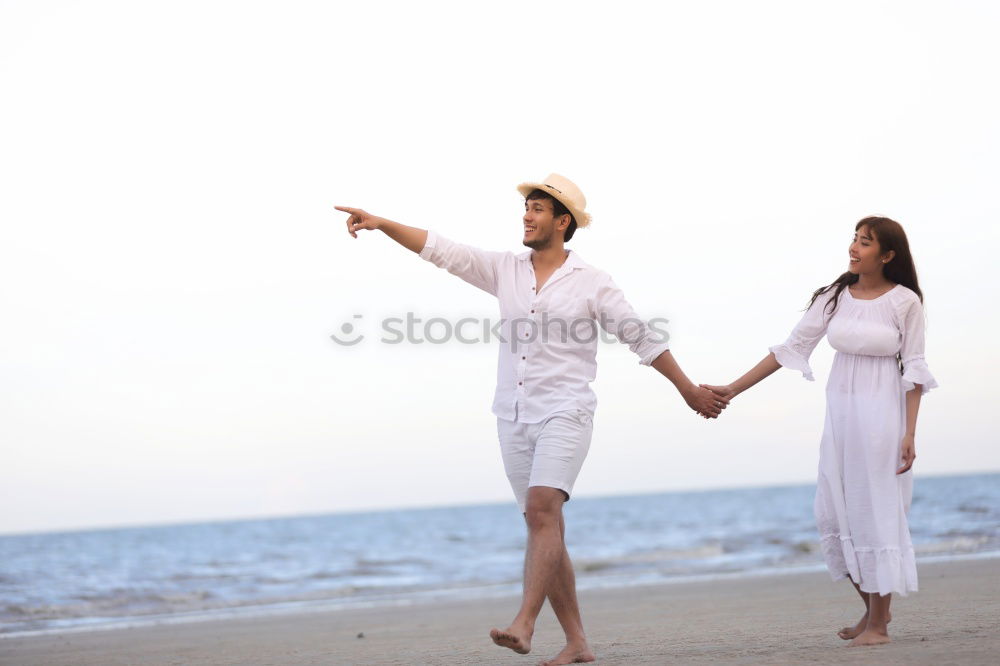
top-left (2, 557), bottom-right (997, 665)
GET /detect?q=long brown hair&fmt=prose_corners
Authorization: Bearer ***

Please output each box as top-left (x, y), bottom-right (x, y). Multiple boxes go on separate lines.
top-left (808, 217), bottom-right (923, 315)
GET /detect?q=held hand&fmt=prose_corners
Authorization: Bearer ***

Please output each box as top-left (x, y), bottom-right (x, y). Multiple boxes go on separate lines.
top-left (700, 384), bottom-right (737, 401)
top-left (897, 434), bottom-right (916, 474)
top-left (683, 384), bottom-right (729, 419)
top-left (336, 206), bottom-right (383, 238)
top-left (698, 384), bottom-right (737, 419)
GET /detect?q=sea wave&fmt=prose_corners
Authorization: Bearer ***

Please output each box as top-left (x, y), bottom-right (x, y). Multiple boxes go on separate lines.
top-left (2, 472), bottom-right (997, 636)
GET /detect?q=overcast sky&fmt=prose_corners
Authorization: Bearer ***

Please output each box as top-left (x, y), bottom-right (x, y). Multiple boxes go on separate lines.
top-left (2, 0), bottom-right (997, 535)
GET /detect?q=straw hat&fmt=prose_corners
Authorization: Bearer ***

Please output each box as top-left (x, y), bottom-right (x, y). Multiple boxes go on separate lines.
top-left (516, 173), bottom-right (592, 228)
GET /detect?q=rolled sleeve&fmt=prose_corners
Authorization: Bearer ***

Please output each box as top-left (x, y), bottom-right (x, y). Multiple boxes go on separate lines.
top-left (418, 230), bottom-right (438, 261)
top-left (637, 340), bottom-right (671, 367)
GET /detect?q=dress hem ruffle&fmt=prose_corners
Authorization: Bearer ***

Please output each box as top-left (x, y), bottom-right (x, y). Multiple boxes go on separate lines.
top-left (819, 533), bottom-right (918, 597)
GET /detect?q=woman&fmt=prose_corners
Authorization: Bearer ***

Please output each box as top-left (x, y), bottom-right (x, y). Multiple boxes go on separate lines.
top-left (704, 217), bottom-right (936, 646)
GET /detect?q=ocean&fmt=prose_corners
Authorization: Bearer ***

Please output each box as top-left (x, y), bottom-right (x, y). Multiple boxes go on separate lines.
top-left (1, 472), bottom-right (997, 637)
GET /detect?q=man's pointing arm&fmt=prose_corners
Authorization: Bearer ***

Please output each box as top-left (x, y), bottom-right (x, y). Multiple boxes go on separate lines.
top-left (336, 206), bottom-right (427, 254)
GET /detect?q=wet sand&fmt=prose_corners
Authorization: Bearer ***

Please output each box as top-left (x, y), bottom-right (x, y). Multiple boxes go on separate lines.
top-left (2, 557), bottom-right (997, 665)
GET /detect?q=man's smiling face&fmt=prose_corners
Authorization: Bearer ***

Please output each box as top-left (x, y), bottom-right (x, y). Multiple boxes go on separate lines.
top-left (522, 197), bottom-right (568, 249)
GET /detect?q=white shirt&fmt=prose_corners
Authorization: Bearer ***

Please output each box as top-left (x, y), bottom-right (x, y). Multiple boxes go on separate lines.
top-left (419, 231), bottom-right (670, 423)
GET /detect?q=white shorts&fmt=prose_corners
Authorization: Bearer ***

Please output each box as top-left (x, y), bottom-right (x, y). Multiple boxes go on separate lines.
top-left (496, 409), bottom-right (594, 513)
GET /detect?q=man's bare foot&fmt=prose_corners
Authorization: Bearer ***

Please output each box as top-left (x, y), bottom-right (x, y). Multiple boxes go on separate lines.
top-left (849, 629), bottom-right (891, 647)
top-left (490, 626), bottom-right (531, 655)
top-left (838, 611), bottom-right (891, 640)
top-left (538, 643), bottom-right (596, 665)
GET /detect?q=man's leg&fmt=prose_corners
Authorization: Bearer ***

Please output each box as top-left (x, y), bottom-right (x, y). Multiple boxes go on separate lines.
top-left (538, 511), bottom-right (594, 665)
top-left (490, 486), bottom-right (566, 655)
top-left (491, 410), bottom-right (593, 659)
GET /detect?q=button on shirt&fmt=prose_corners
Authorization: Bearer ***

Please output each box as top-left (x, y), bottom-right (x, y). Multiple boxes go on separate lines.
top-left (419, 231), bottom-right (670, 423)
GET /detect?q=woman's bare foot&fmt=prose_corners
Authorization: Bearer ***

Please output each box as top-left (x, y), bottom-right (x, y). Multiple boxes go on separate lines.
top-left (490, 626), bottom-right (531, 655)
top-left (838, 613), bottom-right (868, 640)
top-left (838, 611), bottom-right (891, 640)
top-left (849, 628), bottom-right (891, 647)
top-left (538, 642), bottom-right (596, 665)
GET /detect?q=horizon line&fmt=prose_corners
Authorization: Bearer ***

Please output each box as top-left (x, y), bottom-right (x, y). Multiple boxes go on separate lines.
top-left (1, 468), bottom-right (996, 539)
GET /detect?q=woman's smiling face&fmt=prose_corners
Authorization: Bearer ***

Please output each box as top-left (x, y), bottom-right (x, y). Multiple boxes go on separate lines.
top-left (848, 224), bottom-right (894, 275)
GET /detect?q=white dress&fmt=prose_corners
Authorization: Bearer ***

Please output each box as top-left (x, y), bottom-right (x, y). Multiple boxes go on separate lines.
top-left (771, 284), bottom-right (937, 596)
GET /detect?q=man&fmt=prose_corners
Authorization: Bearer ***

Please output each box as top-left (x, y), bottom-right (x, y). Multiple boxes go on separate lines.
top-left (336, 173), bottom-right (727, 665)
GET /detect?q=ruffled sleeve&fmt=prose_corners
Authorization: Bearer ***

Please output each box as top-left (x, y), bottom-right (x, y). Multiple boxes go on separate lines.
top-left (898, 295), bottom-right (938, 394)
top-left (769, 293), bottom-right (834, 381)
